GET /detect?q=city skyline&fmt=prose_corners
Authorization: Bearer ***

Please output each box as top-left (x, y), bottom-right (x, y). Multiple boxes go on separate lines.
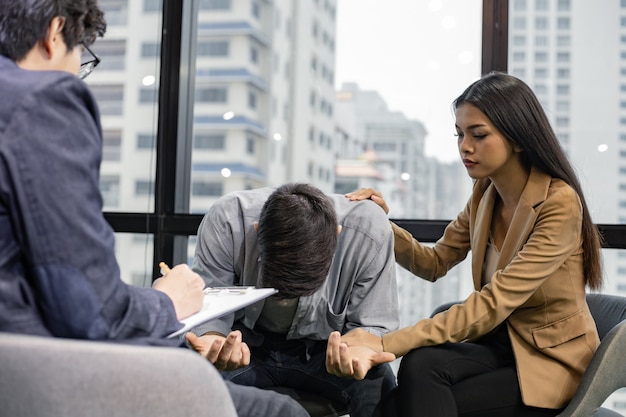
top-left (335, 0), bottom-right (482, 163)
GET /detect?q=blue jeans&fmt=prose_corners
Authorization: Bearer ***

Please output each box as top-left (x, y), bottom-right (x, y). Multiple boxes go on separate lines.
top-left (222, 332), bottom-right (397, 417)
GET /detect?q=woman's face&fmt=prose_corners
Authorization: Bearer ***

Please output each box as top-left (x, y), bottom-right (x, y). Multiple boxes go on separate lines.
top-left (455, 103), bottom-right (521, 182)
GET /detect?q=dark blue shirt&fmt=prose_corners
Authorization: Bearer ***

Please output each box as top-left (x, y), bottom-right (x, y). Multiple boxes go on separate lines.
top-left (0, 56), bottom-right (181, 343)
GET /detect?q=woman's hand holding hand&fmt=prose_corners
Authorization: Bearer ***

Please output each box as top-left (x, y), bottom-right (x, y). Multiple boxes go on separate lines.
top-left (325, 331), bottom-right (395, 380)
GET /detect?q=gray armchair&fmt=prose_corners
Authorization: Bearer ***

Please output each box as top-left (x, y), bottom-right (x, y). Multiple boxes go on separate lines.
top-left (556, 293), bottom-right (626, 417)
top-left (430, 293), bottom-right (626, 417)
top-left (0, 332), bottom-right (237, 417)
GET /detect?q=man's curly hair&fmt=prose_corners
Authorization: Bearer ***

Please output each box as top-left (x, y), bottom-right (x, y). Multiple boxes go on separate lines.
top-left (0, 0), bottom-right (106, 61)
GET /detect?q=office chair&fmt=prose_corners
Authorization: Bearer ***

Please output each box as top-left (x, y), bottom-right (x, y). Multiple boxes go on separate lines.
top-left (556, 293), bottom-right (626, 417)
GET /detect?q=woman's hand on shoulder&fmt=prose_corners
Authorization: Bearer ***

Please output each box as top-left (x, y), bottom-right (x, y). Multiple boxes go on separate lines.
top-left (345, 188), bottom-right (389, 214)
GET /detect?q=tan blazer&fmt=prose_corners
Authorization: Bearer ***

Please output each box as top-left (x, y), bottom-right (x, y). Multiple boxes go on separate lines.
top-left (383, 167), bottom-right (599, 409)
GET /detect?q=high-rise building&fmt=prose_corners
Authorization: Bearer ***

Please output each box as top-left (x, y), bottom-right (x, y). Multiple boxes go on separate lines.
top-left (333, 82), bottom-right (475, 329)
top-left (334, 83), bottom-right (429, 216)
top-left (509, 0), bottom-right (623, 290)
top-left (189, 0), bottom-right (338, 205)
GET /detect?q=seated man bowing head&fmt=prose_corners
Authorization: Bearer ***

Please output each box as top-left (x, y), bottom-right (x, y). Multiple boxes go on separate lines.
top-left (187, 183), bottom-right (398, 417)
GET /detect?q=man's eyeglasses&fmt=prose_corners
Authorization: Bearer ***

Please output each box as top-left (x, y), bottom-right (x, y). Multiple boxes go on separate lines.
top-left (79, 44), bottom-right (100, 80)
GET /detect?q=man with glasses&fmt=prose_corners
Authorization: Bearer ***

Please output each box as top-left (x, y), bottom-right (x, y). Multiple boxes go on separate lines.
top-left (0, 1), bottom-right (307, 416)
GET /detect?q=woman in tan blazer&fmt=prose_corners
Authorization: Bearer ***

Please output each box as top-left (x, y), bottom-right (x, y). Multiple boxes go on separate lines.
top-left (327, 72), bottom-right (603, 417)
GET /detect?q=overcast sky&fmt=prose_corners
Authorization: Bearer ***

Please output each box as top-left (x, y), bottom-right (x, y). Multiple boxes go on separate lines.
top-left (335, 0), bottom-right (482, 162)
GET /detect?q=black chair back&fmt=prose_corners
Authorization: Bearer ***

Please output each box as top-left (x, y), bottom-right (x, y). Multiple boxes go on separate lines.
top-left (585, 293), bottom-right (626, 340)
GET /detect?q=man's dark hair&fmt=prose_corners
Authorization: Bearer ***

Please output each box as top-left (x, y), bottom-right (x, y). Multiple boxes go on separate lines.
top-left (0, 0), bottom-right (106, 61)
top-left (257, 183), bottom-right (338, 299)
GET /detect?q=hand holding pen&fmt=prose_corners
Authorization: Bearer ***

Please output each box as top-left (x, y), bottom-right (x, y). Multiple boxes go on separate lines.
top-left (152, 262), bottom-right (205, 320)
top-left (159, 261), bottom-right (171, 275)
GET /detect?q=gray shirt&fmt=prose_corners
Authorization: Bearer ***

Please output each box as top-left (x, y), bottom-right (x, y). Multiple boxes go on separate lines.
top-left (191, 187), bottom-right (399, 340)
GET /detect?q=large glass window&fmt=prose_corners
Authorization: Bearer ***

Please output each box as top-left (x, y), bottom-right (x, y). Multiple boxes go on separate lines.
top-left (86, 0), bottom-right (162, 282)
top-left (184, 0), bottom-right (482, 331)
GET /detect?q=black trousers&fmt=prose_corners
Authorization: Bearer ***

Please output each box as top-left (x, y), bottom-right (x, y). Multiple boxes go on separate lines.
top-left (374, 325), bottom-right (563, 417)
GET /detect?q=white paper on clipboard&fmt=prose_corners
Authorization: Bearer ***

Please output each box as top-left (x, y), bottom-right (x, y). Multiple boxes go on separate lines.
top-left (168, 287), bottom-right (277, 338)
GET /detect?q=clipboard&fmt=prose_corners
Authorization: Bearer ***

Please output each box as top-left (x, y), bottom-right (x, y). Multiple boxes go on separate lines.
top-left (167, 287), bottom-right (277, 338)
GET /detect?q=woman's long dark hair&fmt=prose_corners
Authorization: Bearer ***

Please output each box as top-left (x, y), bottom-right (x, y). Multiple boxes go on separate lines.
top-left (453, 72), bottom-right (603, 290)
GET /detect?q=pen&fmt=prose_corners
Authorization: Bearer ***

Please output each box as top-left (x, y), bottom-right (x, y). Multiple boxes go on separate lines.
top-left (159, 262), bottom-right (171, 275)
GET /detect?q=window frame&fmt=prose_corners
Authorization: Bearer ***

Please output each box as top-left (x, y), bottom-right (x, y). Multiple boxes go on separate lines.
top-left (102, 0), bottom-right (626, 281)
